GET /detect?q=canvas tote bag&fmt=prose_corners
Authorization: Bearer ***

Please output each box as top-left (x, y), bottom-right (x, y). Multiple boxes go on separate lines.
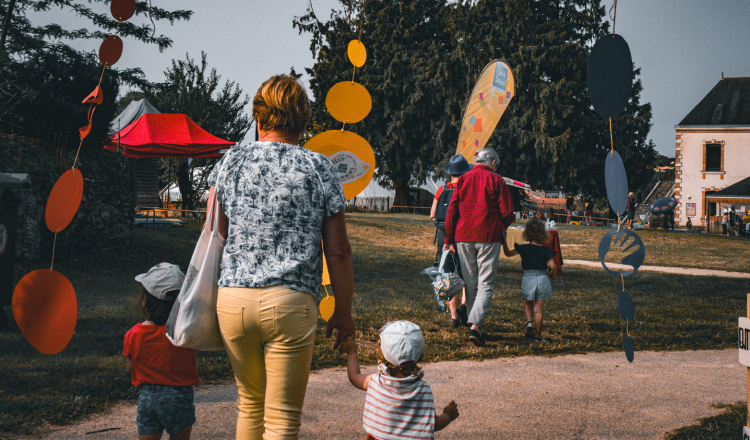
top-left (166, 178), bottom-right (226, 350)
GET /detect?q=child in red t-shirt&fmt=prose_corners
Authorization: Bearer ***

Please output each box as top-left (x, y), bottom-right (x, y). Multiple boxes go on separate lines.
top-left (124, 263), bottom-right (199, 440)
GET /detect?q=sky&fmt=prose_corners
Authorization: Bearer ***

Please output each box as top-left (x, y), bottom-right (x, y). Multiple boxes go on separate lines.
top-left (34, 0), bottom-right (750, 155)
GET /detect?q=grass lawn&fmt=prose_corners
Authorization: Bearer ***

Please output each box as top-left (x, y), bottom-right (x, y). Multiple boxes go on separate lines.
top-left (1, 213), bottom-right (747, 436)
top-left (664, 402), bottom-right (747, 439)
top-left (554, 222), bottom-right (750, 273)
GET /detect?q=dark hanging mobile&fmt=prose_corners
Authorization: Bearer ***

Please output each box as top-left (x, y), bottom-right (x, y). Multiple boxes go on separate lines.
top-left (587, 0), bottom-right (645, 363)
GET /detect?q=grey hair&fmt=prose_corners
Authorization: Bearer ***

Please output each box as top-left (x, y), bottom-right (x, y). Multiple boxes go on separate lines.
top-left (474, 148), bottom-right (499, 166)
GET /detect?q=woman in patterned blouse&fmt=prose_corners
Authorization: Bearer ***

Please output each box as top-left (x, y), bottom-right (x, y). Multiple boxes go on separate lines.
top-left (210, 74), bottom-right (355, 440)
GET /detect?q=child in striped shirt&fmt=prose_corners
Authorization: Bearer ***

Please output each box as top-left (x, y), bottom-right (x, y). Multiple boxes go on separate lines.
top-left (340, 320), bottom-right (459, 440)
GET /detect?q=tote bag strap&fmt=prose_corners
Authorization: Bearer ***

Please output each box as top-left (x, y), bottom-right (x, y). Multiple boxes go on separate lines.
top-left (205, 158), bottom-right (229, 233)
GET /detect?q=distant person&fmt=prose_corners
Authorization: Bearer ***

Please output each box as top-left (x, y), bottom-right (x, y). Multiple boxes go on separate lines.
top-left (584, 195), bottom-right (594, 226)
top-left (124, 263), bottom-right (198, 440)
top-left (722, 212), bottom-right (728, 235)
top-left (339, 321), bottom-right (459, 439)
top-left (565, 192), bottom-right (576, 224)
top-left (443, 148), bottom-right (515, 347)
top-left (625, 192), bottom-right (636, 230)
top-left (177, 162), bottom-right (197, 219)
top-left (501, 218), bottom-right (556, 342)
top-left (729, 207), bottom-right (737, 236)
top-left (743, 212), bottom-right (750, 236)
top-left (430, 154), bottom-right (472, 328)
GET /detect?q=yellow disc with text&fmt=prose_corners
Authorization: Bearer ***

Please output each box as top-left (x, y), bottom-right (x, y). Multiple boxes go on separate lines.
top-left (325, 81), bottom-right (372, 124)
top-left (348, 40), bottom-right (367, 67)
top-left (304, 130), bottom-right (375, 200)
top-left (319, 296), bottom-right (335, 321)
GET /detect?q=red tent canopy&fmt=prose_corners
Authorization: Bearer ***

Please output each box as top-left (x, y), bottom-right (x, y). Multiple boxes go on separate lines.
top-left (105, 113), bottom-right (234, 158)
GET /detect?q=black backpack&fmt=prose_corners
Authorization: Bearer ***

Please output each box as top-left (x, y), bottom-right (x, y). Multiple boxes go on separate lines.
top-left (435, 184), bottom-right (454, 225)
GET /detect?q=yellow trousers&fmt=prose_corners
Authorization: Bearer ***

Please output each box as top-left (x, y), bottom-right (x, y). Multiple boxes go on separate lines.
top-left (217, 286), bottom-right (317, 440)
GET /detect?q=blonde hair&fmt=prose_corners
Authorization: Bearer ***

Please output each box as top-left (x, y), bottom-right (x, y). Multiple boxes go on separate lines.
top-left (376, 346), bottom-right (422, 378)
top-left (252, 74), bottom-right (311, 134)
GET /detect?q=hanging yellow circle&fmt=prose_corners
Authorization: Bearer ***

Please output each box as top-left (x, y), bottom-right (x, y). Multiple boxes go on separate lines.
top-left (325, 81), bottom-right (372, 124)
top-left (319, 295), bottom-right (335, 321)
top-left (304, 130), bottom-right (375, 200)
top-left (348, 40), bottom-right (367, 67)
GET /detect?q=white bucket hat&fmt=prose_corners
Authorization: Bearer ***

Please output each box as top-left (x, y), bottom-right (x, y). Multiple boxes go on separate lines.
top-left (135, 263), bottom-right (185, 300)
top-left (379, 321), bottom-right (424, 366)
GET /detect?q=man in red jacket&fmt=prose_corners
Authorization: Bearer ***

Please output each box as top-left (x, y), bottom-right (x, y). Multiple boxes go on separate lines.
top-left (443, 148), bottom-right (515, 347)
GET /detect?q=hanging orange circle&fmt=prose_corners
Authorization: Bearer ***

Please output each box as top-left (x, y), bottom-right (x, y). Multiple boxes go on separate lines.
top-left (348, 40), bottom-right (367, 67)
top-left (319, 296), bottom-right (335, 322)
top-left (46, 169), bottom-right (84, 233)
top-left (325, 81), bottom-right (372, 124)
top-left (110, 0), bottom-right (136, 21)
top-left (12, 269), bottom-right (78, 355)
top-left (304, 130), bottom-right (375, 200)
top-left (99, 35), bottom-right (123, 66)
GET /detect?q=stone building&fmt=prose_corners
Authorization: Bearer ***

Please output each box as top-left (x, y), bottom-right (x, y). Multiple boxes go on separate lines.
top-left (674, 76), bottom-right (750, 229)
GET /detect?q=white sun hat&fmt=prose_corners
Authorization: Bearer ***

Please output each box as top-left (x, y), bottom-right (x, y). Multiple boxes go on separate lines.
top-left (380, 320), bottom-right (424, 366)
top-left (135, 263), bottom-right (185, 300)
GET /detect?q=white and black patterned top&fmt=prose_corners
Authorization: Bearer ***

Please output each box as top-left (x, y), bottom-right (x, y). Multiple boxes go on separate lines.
top-left (208, 141), bottom-right (346, 303)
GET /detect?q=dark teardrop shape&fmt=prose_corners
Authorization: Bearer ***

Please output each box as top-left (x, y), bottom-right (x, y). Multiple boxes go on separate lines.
top-left (587, 34), bottom-right (634, 120)
top-left (618, 289), bottom-right (635, 321)
top-left (624, 335), bottom-right (634, 363)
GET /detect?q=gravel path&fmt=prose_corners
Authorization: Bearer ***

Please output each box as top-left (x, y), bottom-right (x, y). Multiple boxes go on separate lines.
top-left (36, 348), bottom-right (744, 440)
top-left (564, 259), bottom-right (750, 278)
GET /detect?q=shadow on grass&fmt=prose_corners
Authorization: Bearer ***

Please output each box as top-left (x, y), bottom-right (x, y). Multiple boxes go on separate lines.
top-left (1, 214), bottom-right (747, 435)
top-left (664, 402), bottom-right (747, 440)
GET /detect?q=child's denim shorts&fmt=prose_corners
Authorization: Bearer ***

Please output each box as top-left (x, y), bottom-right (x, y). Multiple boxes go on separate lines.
top-left (521, 270), bottom-right (553, 301)
top-left (136, 385), bottom-right (196, 435)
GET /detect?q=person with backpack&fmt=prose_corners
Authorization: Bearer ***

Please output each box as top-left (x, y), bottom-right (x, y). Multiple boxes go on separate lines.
top-left (430, 154), bottom-right (472, 328)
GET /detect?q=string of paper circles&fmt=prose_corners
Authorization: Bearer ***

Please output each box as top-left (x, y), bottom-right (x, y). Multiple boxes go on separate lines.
top-left (588, 2), bottom-right (644, 363)
top-left (12, 0), bottom-right (138, 355)
top-left (306, 33), bottom-right (376, 321)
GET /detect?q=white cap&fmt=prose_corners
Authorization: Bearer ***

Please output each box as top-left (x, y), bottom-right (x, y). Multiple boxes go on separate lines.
top-left (135, 263), bottom-right (185, 300)
top-left (380, 321), bottom-right (424, 366)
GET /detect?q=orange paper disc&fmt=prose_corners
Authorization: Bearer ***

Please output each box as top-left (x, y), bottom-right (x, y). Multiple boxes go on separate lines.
top-left (304, 130), bottom-right (375, 200)
top-left (111, 0), bottom-right (136, 21)
top-left (99, 35), bottom-right (123, 66)
top-left (12, 269), bottom-right (77, 355)
top-left (319, 296), bottom-right (335, 322)
top-left (325, 81), bottom-right (372, 124)
top-left (348, 40), bottom-right (367, 67)
top-left (82, 86), bottom-right (104, 105)
top-left (46, 169), bottom-right (84, 232)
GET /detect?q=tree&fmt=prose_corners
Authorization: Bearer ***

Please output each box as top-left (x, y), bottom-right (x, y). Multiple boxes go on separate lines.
top-left (0, 0), bottom-right (192, 150)
top-left (295, 0), bottom-right (459, 206)
top-left (448, 0), bottom-right (656, 197)
top-left (297, 0), bottom-right (657, 201)
top-left (117, 52), bottom-right (252, 202)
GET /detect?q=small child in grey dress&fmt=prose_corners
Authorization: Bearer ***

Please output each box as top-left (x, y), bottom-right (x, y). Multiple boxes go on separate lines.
top-left (502, 218), bottom-right (557, 342)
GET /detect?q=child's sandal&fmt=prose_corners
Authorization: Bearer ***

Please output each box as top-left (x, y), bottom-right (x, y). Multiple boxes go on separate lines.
top-left (449, 318), bottom-right (461, 328)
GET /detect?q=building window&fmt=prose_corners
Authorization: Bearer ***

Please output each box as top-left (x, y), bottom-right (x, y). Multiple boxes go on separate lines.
top-left (705, 144), bottom-right (721, 171)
